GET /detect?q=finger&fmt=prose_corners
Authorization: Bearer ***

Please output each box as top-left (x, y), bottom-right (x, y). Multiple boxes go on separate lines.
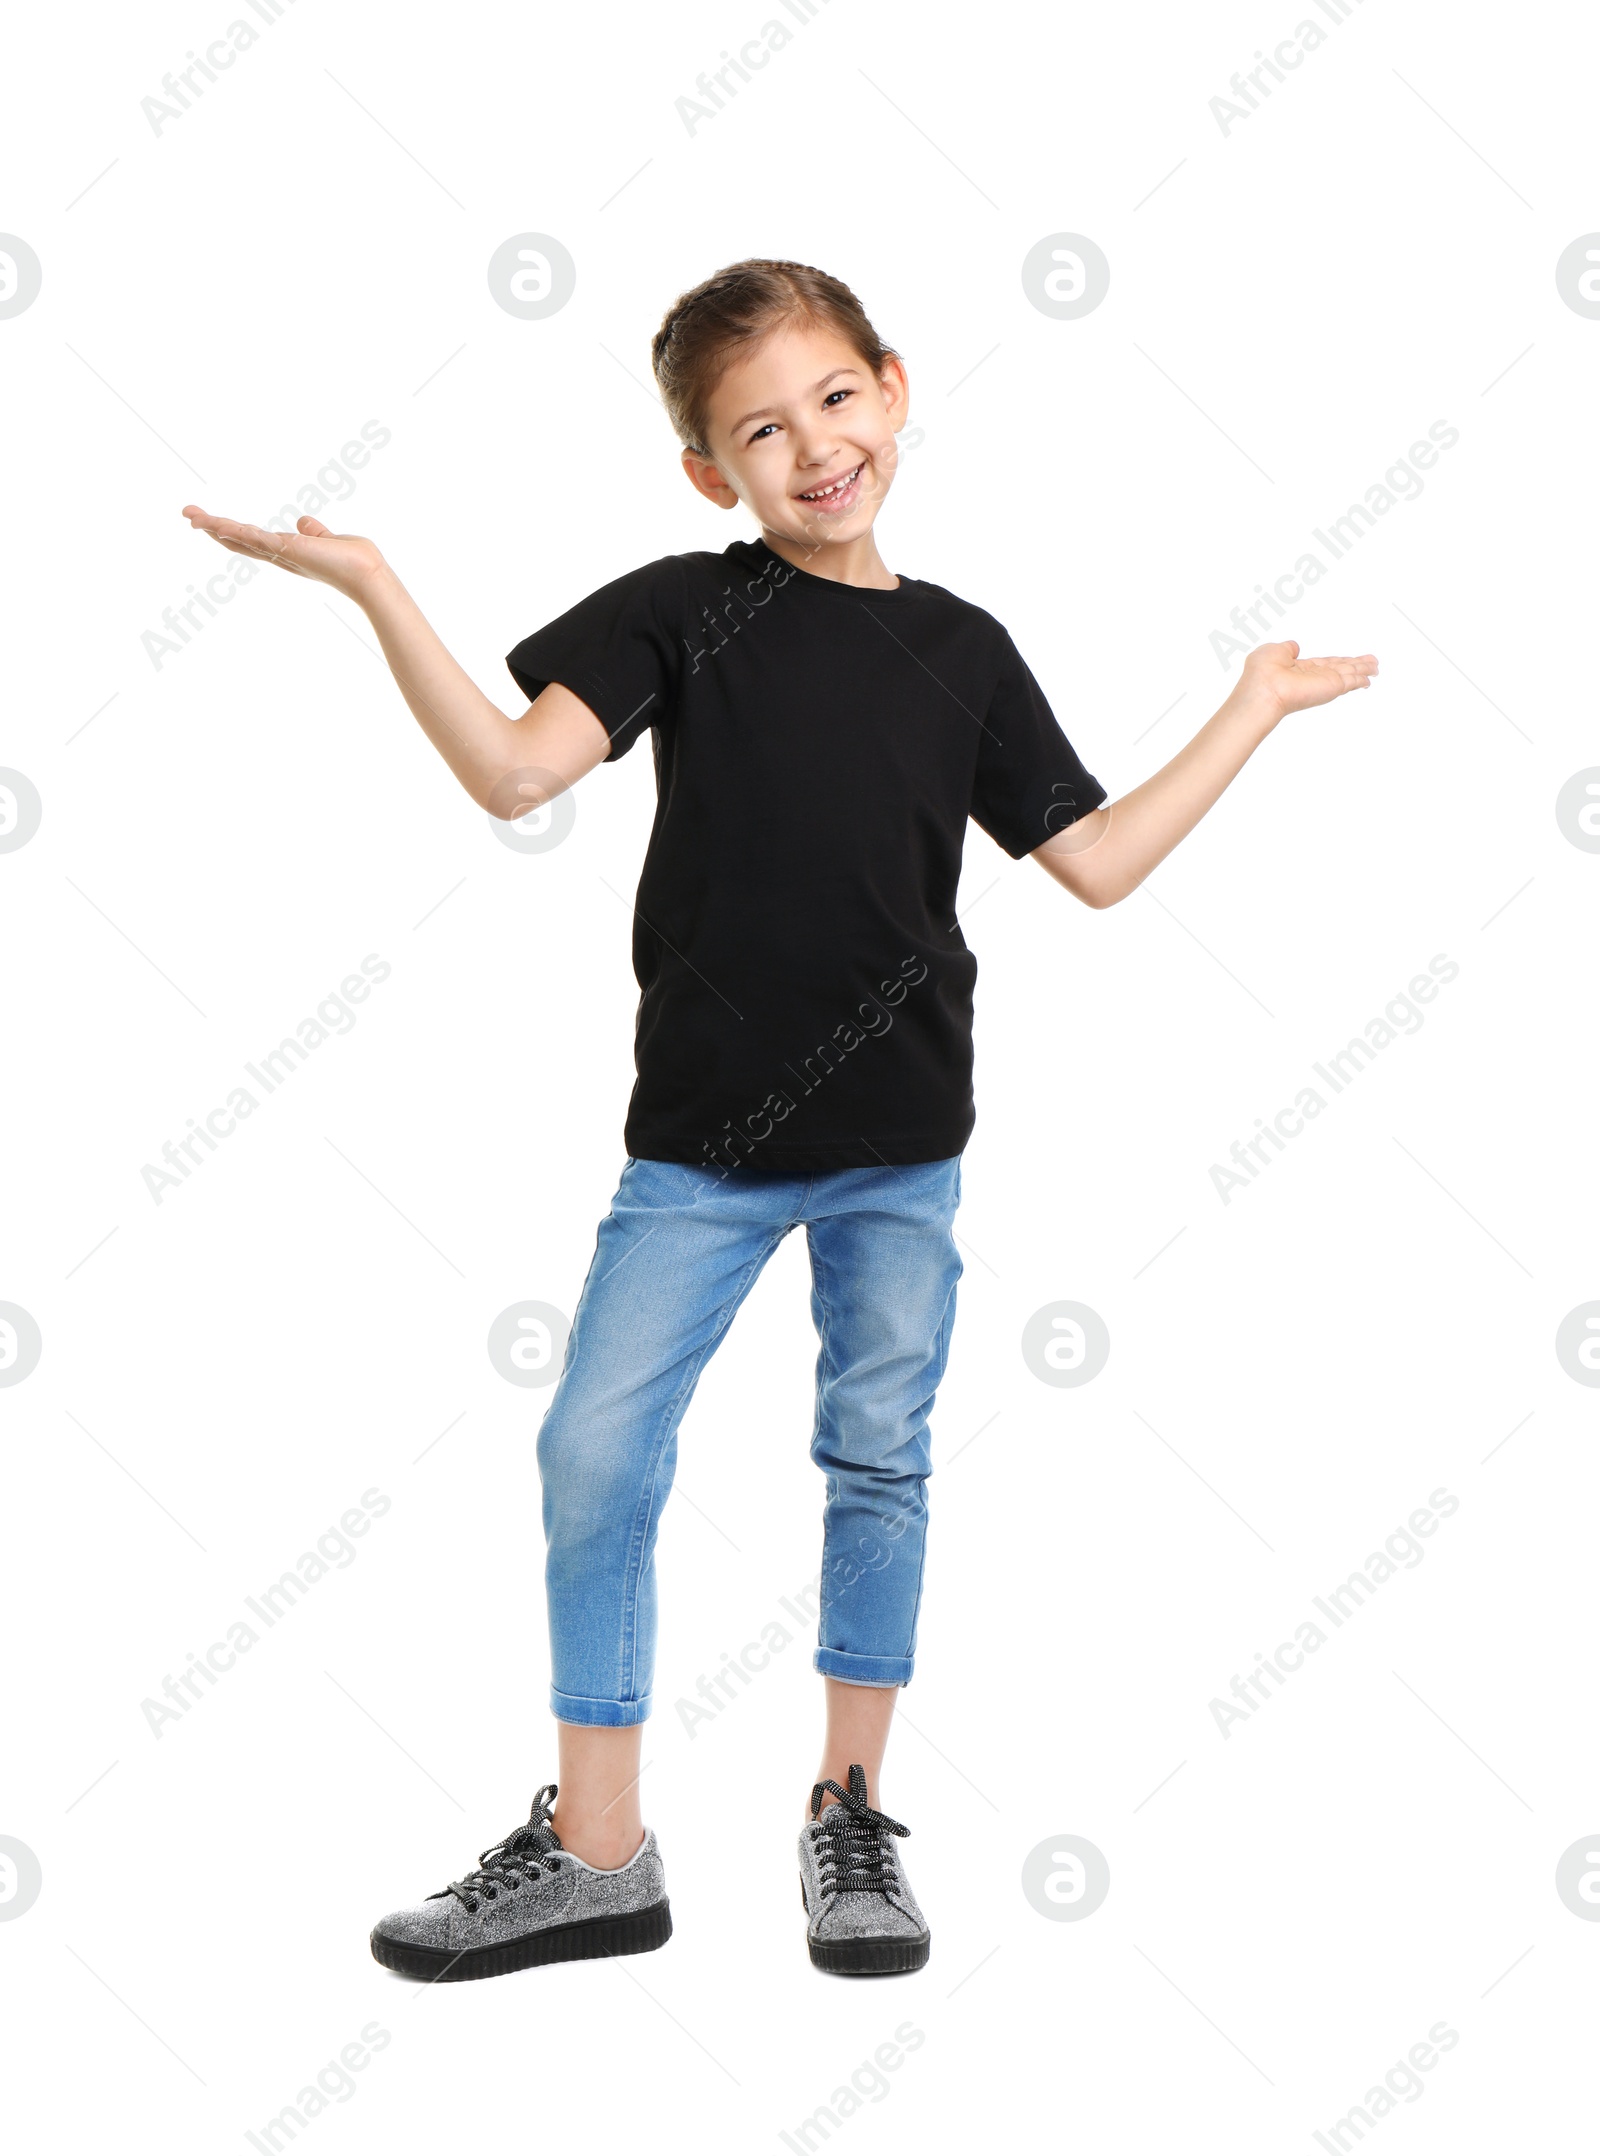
top-left (1309, 661), bottom-right (1369, 690)
top-left (207, 516), bottom-right (307, 570)
top-left (183, 506), bottom-right (270, 547)
top-left (184, 508), bottom-right (247, 545)
top-left (1297, 659), bottom-right (1366, 698)
top-left (183, 506), bottom-right (312, 574)
top-left (186, 515), bottom-right (248, 554)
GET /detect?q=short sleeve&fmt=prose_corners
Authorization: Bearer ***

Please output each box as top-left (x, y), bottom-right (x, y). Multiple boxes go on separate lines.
top-left (505, 555), bottom-right (686, 761)
top-left (969, 628), bottom-right (1107, 858)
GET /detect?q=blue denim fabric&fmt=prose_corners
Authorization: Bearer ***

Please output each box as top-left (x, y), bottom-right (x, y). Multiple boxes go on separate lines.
top-left (537, 1155), bottom-right (964, 1726)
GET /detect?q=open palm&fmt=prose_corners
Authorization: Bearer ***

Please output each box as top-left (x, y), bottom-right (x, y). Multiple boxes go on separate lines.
top-left (1240, 639), bottom-right (1378, 717)
top-left (181, 506), bottom-right (383, 602)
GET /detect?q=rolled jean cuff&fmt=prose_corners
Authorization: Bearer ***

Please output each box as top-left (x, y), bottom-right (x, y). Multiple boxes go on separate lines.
top-left (813, 1647), bottom-right (912, 1688)
top-left (550, 1685), bottom-right (652, 1728)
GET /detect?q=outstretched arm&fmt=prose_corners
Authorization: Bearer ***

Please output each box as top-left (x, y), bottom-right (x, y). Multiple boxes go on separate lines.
top-left (180, 509), bottom-right (609, 816)
top-left (1033, 640), bottom-right (1377, 908)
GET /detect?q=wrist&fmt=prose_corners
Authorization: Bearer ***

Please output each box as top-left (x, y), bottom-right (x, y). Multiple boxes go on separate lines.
top-left (1220, 678), bottom-right (1283, 742)
top-left (355, 555), bottom-right (402, 614)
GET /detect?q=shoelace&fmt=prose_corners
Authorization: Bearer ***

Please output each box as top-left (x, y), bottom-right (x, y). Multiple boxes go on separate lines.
top-left (809, 1767), bottom-right (912, 1910)
top-left (435, 1783), bottom-right (564, 1912)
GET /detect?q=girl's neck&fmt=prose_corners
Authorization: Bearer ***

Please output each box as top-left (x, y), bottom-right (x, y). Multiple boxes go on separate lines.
top-left (757, 525), bottom-right (899, 591)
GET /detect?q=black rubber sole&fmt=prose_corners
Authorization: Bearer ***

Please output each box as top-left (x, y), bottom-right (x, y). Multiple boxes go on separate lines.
top-left (370, 1897), bottom-right (672, 1981)
top-left (801, 1877), bottom-right (930, 1975)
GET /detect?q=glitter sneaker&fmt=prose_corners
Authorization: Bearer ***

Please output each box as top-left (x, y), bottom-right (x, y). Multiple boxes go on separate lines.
top-left (370, 1783), bottom-right (671, 1981)
top-left (798, 1765), bottom-right (930, 1975)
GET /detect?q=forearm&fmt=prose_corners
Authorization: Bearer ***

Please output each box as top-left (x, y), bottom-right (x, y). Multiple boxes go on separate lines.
top-left (1039, 681), bottom-right (1278, 906)
top-left (184, 505), bottom-right (609, 811)
top-left (359, 561), bottom-right (527, 808)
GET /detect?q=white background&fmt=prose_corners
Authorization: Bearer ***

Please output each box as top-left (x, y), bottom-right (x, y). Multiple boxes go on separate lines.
top-left (3, 0), bottom-right (1597, 2147)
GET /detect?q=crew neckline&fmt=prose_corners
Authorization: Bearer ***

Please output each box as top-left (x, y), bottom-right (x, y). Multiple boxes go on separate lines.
top-left (728, 537), bottom-right (916, 603)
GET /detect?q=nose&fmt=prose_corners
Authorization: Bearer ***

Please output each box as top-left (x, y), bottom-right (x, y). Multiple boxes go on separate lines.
top-left (791, 420), bottom-right (840, 469)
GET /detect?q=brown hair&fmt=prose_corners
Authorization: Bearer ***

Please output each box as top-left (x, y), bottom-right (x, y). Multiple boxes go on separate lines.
top-left (650, 258), bottom-right (897, 458)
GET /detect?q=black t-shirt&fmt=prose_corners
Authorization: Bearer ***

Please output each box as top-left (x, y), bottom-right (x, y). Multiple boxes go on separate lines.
top-left (506, 537), bottom-right (1106, 1173)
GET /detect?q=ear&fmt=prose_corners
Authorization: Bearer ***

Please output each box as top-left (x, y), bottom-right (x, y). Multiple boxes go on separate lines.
top-left (878, 354), bottom-right (910, 432)
top-left (681, 450), bottom-right (740, 510)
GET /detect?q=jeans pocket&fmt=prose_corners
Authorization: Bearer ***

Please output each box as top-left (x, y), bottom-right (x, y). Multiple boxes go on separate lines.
top-left (619, 1155), bottom-right (703, 1210)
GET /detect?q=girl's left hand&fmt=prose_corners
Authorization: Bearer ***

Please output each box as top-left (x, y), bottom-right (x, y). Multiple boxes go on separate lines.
top-left (1239, 639), bottom-right (1378, 719)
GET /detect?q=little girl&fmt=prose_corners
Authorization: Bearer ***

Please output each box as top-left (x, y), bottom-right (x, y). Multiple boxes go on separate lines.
top-left (184, 257), bottom-right (1375, 1981)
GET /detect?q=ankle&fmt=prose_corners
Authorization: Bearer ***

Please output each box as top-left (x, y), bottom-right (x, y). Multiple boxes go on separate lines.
top-left (811, 1770), bottom-right (878, 1809)
top-left (806, 1781), bottom-right (877, 1825)
top-left (551, 1809), bottom-right (644, 1871)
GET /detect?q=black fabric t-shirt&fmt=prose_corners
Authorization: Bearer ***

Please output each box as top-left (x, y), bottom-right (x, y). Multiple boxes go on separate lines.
top-left (506, 536), bottom-right (1106, 1173)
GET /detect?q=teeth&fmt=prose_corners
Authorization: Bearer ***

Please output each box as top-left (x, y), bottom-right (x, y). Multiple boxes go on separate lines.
top-left (800, 464), bottom-right (861, 502)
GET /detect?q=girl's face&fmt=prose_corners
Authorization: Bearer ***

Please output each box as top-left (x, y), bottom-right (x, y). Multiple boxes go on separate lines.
top-left (682, 320), bottom-right (910, 551)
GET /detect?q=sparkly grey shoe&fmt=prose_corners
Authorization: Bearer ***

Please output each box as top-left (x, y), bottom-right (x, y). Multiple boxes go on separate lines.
top-left (798, 1765), bottom-right (930, 1975)
top-left (370, 1784), bottom-right (671, 1981)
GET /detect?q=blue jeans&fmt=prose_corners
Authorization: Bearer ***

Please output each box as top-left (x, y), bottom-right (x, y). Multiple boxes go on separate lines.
top-left (537, 1155), bottom-right (964, 1726)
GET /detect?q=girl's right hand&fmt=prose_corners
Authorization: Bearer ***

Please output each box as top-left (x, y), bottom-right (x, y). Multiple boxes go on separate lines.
top-left (181, 507), bottom-right (386, 602)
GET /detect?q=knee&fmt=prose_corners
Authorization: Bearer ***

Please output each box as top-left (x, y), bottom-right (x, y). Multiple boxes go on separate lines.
top-left (537, 1395), bottom-right (662, 1551)
top-left (819, 1448), bottom-right (931, 1518)
top-left (813, 1390), bottom-right (934, 1483)
top-left (536, 1407), bottom-right (609, 1542)
top-left (535, 1404), bottom-right (578, 1493)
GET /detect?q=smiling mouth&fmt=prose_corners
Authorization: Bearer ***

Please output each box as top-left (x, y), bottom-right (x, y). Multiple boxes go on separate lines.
top-left (796, 461), bottom-right (865, 509)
